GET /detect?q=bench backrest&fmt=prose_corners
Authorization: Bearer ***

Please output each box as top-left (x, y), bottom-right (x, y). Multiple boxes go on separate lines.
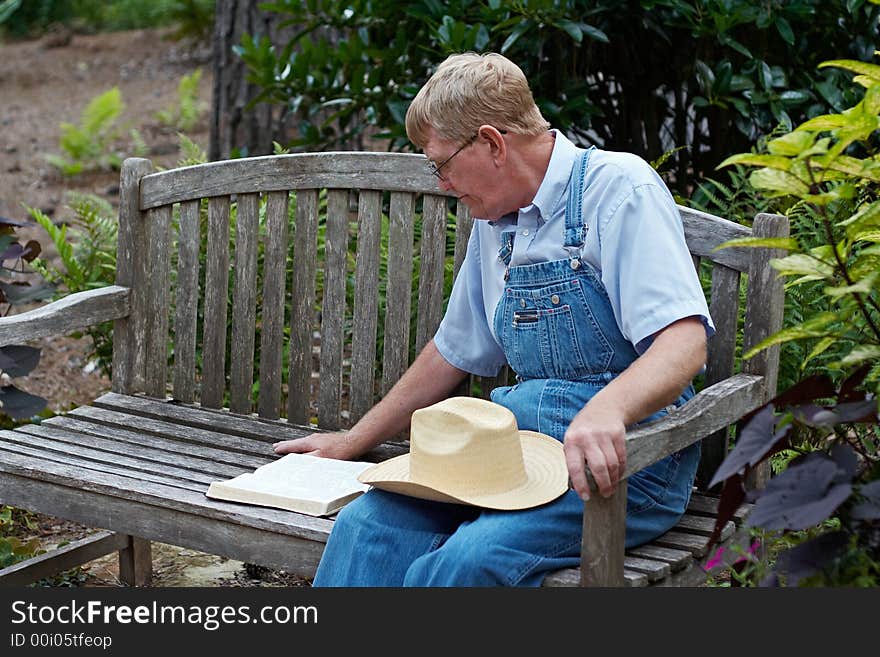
top-left (113, 152), bottom-right (787, 485)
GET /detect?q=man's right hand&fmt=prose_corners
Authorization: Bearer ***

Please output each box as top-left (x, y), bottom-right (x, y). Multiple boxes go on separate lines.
top-left (273, 432), bottom-right (363, 461)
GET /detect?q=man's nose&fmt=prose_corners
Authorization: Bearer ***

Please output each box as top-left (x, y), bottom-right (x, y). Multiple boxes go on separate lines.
top-left (438, 177), bottom-right (454, 192)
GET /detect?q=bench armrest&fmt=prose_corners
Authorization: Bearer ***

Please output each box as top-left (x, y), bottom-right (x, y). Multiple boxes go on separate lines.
top-left (0, 286), bottom-right (130, 348)
top-left (622, 372), bottom-right (767, 478)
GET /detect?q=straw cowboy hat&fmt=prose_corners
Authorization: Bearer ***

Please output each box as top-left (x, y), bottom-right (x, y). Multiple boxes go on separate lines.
top-left (358, 397), bottom-right (568, 510)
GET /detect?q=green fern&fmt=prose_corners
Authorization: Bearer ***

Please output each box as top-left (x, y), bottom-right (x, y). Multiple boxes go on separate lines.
top-left (25, 194), bottom-right (116, 293)
top-left (45, 87), bottom-right (126, 176)
top-left (156, 69), bottom-right (206, 132)
top-left (176, 133), bottom-right (208, 167)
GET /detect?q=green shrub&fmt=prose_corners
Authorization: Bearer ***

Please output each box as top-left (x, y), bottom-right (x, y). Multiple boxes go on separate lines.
top-left (45, 88), bottom-right (128, 176)
top-left (155, 69), bottom-right (208, 132)
top-left (240, 0), bottom-right (880, 195)
top-left (27, 194), bottom-right (118, 375)
top-left (707, 54), bottom-right (880, 586)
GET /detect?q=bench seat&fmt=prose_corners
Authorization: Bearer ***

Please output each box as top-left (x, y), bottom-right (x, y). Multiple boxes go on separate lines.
top-left (0, 392), bottom-right (747, 587)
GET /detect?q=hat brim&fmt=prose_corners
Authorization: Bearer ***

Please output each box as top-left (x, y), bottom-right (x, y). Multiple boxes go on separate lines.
top-left (357, 431), bottom-right (569, 510)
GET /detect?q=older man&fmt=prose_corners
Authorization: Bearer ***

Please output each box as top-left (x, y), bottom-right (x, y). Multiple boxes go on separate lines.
top-left (274, 52), bottom-right (713, 586)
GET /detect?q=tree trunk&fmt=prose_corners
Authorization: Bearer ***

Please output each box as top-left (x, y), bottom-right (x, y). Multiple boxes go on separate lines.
top-left (209, 0), bottom-right (292, 161)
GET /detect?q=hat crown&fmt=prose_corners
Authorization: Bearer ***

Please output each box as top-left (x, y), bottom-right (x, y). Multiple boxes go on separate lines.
top-left (409, 397), bottom-right (527, 494)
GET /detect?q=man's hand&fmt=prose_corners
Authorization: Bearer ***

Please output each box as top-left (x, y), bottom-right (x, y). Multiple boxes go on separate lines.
top-left (563, 405), bottom-right (627, 500)
top-left (273, 432), bottom-right (362, 461)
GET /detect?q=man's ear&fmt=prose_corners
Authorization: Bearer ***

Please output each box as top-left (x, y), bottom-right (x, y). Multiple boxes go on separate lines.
top-left (477, 125), bottom-right (507, 164)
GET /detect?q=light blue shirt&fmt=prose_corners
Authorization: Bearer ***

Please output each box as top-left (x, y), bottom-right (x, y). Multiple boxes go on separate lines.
top-left (434, 131), bottom-right (715, 376)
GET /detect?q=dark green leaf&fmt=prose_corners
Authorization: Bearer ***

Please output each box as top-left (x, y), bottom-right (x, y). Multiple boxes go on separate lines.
top-left (0, 345), bottom-right (41, 377)
top-left (775, 17), bottom-right (794, 45)
top-left (0, 385), bottom-right (46, 420)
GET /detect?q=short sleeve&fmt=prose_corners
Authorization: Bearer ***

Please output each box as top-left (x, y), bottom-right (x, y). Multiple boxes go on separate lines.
top-left (598, 182), bottom-right (715, 353)
top-left (433, 227), bottom-right (507, 376)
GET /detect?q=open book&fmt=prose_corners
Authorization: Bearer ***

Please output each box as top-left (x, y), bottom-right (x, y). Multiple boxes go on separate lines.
top-left (206, 453), bottom-right (374, 517)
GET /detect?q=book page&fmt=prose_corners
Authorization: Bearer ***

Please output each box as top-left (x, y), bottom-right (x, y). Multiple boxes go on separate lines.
top-left (206, 453), bottom-right (373, 516)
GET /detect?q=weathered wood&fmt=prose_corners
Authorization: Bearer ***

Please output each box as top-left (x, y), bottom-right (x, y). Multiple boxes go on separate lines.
top-left (45, 415), bottom-right (268, 471)
top-left (0, 469), bottom-right (329, 577)
top-left (580, 482), bottom-right (627, 586)
top-left (317, 189), bottom-right (350, 429)
top-left (229, 193), bottom-right (260, 414)
top-left (258, 191), bottom-right (290, 419)
top-left (742, 213), bottom-right (789, 491)
top-left (0, 450), bottom-right (333, 542)
top-left (287, 189), bottom-right (319, 425)
top-left (0, 428), bottom-right (219, 488)
top-left (0, 286), bottom-right (129, 347)
top-left (141, 153), bottom-right (449, 209)
top-left (678, 206), bottom-right (752, 272)
top-left (349, 190), bottom-right (382, 423)
top-left (698, 262), bottom-right (742, 488)
top-left (172, 199), bottom-right (201, 403)
top-left (452, 200), bottom-right (473, 279)
top-left (543, 567), bottom-right (648, 587)
top-left (91, 392), bottom-right (312, 443)
top-left (382, 191), bottom-right (415, 396)
top-left (0, 151), bottom-right (790, 589)
top-left (118, 536), bottom-right (152, 586)
top-left (621, 555), bottom-right (671, 581)
top-left (624, 373), bottom-right (765, 477)
top-left (625, 544), bottom-right (692, 570)
top-left (68, 405), bottom-right (279, 458)
top-left (742, 213), bottom-right (789, 400)
top-left (0, 530), bottom-right (129, 587)
top-left (415, 194), bottom-right (448, 354)
top-left (113, 157), bottom-right (153, 394)
top-left (201, 196), bottom-right (231, 409)
top-left (143, 205), bottom-right (172, 398)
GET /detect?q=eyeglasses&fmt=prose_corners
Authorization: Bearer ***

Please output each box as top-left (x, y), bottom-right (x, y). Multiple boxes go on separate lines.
top-left (427, 130), bottom-right (507, 181)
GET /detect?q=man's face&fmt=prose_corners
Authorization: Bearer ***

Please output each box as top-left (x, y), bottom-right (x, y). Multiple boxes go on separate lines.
top-left (423, 128), bottom-right (509, 221)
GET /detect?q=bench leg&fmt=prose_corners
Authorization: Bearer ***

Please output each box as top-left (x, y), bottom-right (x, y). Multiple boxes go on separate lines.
top-left (580, 481), bottom-right (628, 586)
top-left (118, 536), bottom-right (152, 586)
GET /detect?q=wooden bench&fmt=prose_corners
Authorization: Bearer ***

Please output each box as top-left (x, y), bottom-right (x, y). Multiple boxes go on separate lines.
top-left (0, 152), bottom-right (787, 587)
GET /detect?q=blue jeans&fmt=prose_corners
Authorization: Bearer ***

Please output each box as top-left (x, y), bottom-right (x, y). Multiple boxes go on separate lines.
top-left (312, 426), bottom-right (700, 587)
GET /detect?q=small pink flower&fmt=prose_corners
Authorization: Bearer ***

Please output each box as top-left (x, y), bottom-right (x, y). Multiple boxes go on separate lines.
top-left (704, 546), bottom-right (726, 570)
top-left (733, 540), bottom-right (761, 565)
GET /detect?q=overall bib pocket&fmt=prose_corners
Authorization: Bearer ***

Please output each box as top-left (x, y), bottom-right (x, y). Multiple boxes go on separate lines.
top-left (495, 277), bottom-right (614, 379)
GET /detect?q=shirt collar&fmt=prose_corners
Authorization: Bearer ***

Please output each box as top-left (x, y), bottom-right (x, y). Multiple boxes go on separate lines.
top-left (520, 130), bottom-right (580, 225)
top-left (488, 130), bottom-right (581, 229)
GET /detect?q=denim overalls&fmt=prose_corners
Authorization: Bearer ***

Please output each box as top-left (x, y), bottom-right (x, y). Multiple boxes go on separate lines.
top-left (313, 148), bottom-right (701, 587)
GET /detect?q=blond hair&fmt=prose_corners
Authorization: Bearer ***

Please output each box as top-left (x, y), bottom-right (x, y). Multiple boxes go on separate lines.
top-left (405, 52), bottom-right (549, 147)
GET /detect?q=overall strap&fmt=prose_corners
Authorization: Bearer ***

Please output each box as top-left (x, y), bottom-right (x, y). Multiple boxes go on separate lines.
top-left (497, 146), bottom-right (594, 270)
top-left (563, 146), bottom-right (593, 250)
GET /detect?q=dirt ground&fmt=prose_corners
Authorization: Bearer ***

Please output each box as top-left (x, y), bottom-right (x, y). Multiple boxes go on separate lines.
top-left (0, 26), bottom-right (309, 587)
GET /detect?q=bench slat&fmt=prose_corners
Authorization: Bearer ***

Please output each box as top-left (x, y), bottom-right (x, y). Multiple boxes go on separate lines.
top-left (172, 199), bottom-right (201, 403)
top-left (201, 196), bottom-right (231, 408)
top-left (45, 415), bottom-right (268, 470)
top-left (699, 262), bottom-right (742, 484)
top-left (69, 405), bottom-right (279, 458)
top-left (258, 190), bottom-right (290, 419)
top-left (92, 392), bottom-right (312, 441)
top-left (287, 189), bottom-right (319, 425)
top-left (144, 204), bottom-right (172, 398)
top-left (542, 568), bottom-right (649, 587)
top-left (625, 544), bottom-right (693, 570)
top-left (0, 448), bottom-right (334, 540)
top-left (382, 191), bottom-right (416, 396)
top-left (0, 531), bottom-right (129, 587)
top-left (349, 190), bottom-right (382, 424)
top-left (415, 194), bottom-right (448, 354)
top-left (19, 422), bottom-right (251, 480)
top-left (318, 189), bottom-right (350, 430)
top-left (229, 192), bottom-right (260, 414)
top-left (0, 434), bottom-right (206, 492)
